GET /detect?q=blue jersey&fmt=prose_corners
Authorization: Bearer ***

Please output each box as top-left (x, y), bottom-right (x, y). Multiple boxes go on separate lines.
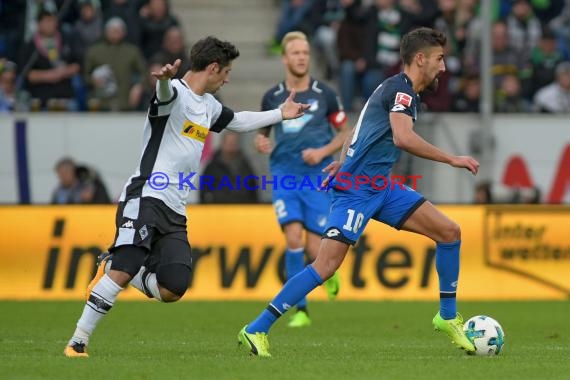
top-left (324, 73), bottom-right (425, 244)
top-left (261, 79), bottom-right (344, 177)
top-left (340, 72), bottom-right (419, 181)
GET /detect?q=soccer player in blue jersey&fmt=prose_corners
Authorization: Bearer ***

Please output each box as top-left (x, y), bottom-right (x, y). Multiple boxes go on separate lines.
top-left (254, 31), bottom-right (349, 328)
top-left (239, 27), bottom-right (479, 356)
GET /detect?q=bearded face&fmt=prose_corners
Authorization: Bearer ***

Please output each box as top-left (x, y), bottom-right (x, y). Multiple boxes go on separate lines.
top-left (422, 46), bottom-right (445, 92)
top-left (426, 77), bottom-right (439, 92)
top-left (283, 39), bottom-right (310, 78)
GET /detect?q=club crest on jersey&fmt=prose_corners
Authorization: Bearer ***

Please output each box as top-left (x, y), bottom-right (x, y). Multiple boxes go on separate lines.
top-left (395, 92), bottom-right (412, 107)
top-left (282, 114), bottom-right (313, 133)
top-left (308, 98), bottom-right (319, 112)
top-left (181, 120), bottom-right (209, 143)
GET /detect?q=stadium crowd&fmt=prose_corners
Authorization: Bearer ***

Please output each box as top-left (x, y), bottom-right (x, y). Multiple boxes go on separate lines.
top-left (273, 0), bottom-right (570, 113)
top-left (0, 0), bottom-right (183, 112)
top-left (1, 0), bottom-right (567, 206)
top-left (0, 0), bottom-right (569, 113)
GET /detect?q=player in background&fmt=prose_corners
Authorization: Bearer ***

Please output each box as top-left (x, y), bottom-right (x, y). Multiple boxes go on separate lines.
top-left (64, 36), bottom-right (310, 358)
top-left (255, 31), bottom-right (349, 327)
top-left (238, 27), bottom-right (479, 357)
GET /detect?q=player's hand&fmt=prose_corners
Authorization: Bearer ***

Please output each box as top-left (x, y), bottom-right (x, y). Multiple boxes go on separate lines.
top-left (302, 147), bottom-right (325, 165)
top-left (151, 59), bottom-right (181, 80)
top-left (450, 155), bottom-right (479, 175)
top-left (254, 133), bottom-right (272, 154)
top-left (280, 89), bottom-right (310, 120)
top-left (319, 160), bottom-right (342, 191)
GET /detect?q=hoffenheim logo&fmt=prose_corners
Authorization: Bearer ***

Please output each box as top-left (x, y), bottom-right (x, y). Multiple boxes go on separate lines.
top-left (282, 114), bottom-right (313, 133)
top-left (308, 99), bottom-right (319, 112)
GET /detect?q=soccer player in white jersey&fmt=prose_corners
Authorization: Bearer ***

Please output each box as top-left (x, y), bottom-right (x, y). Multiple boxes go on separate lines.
top-left (64, 36), bottom-right (310, 358)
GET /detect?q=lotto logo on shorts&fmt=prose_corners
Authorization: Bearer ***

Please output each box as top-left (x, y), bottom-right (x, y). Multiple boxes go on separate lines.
top-left (181, 121), bottom-right (209, 143)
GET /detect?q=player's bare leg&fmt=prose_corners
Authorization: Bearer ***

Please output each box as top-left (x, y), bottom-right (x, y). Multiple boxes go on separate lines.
top-left (307, 231), bottom-right (340, 300)
top-left (400, 201), bottom-right (475, 352)
top-left (310, 238), bottom-right (349, 281)
top-left (239, 238), bottom-right (349, 356)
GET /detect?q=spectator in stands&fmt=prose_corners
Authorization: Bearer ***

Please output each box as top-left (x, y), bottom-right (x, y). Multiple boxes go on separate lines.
top-left (310, 0), bottom-right (344, 79)
top-left (529, 26), bottom-right (564, 98)
top-left (268, 0), bottom-right (316, 56)
top-left (52, 157), bottom-right (84, 204)
top-left (363, 0), bottom-right (403, 79)
top-left (74, 0), bottom-right (103, 59)
top-left (506, 0), bottom-right (542, 58)
top-left (533, 61), bottom-right (570, 112)
top-left (52, 157), bottom-right (111, 204)
top-left (532, 0), bottom-right (565, 25)
top-left (509, 186), bottom-right (541, 204)
top-left (51, 158), bottom-right (87, 204)
top-left (452, 75), bottom-right (480, 112)
top-left (102, 0), bottom-right (144, 46)
top-left (138, 0), bottom-right (179, 60)
top-left (550, 1), bottom-right (570, 60)
top-left (0, 0), bottom-right (26, 61)
top-left (150, 26), bottom-right (190, 76)
top-left (17, 6), bottom-right (81, 111)
top-left (398, 0), bottom-right (439, 33)
top-left (474, 181), bottom-right (493, 204)
top-left (433, 0), bottom-right (473, 76)
top-left (200, 131), bottom-right (259, 204)
top-left (337, 0), bottom-right (373, 112)
top-left (75, 164), bottom-right (112, 204)
top-left (495, 74), bottom-right (531, 112)
top-left (521, 187), bottom-right (541, 204)
top-left (466, 21), bottom-right (532, 97)
top-left (22, 0), bottom-right (58, 43)
top-left (84, 17), bottom-right (147, 111)
top-left (0, 60), bottom-right (17, 112)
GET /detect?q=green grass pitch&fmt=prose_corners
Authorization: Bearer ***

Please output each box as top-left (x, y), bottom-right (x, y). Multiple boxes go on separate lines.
top-left (0, 301), bottom-right (568, 380)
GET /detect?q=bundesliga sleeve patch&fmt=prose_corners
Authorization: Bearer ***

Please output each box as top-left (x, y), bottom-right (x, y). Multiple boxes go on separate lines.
top-left (395, 92), bottom-right (412, 107)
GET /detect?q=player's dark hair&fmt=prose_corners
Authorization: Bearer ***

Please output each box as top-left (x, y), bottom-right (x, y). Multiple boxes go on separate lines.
top-left (400, 27), bottom-right (446, 66)
top-left (189, 36), bottom-right (240, 72)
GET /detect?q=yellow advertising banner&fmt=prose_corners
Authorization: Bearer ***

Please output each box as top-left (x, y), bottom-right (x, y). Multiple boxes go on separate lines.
top-left (0, 205), bottom-right (568, 300)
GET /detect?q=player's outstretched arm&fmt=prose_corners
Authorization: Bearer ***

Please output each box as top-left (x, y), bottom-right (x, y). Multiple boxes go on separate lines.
top-left (224, 89), bottom-right (309, 133)
top-left (390, 112), bottom-right (479, 175)
top-left (151, 59), bottom-right (181, 101)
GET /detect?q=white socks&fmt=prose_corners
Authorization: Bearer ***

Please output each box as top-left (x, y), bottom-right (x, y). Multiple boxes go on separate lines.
top-left (130, 266), bottom-right (163, 301)
top-left (69, 274), bottom-right (122, 346)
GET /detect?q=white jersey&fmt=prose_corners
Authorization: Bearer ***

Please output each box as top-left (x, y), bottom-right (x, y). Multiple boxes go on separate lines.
top-left (119, 79), bottom-right (234, 216)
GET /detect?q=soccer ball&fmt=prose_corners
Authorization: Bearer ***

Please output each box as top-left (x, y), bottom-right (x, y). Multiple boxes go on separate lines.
top-left (463, 315), bottom-right (505, 356)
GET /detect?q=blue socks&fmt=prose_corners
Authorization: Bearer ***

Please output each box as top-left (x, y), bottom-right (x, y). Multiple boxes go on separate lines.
top-left (436, 240), bottom-right (461, 320)
top-left (284, 248), bottom-right (307, 309)
top-left (246, 265), bottom-right (323, 334)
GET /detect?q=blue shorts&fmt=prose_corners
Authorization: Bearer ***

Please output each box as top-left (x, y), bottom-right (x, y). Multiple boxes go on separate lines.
top-left (323, 184), bottom-right (426, 245)
top-left (272, 187), bottom-right (331, 235)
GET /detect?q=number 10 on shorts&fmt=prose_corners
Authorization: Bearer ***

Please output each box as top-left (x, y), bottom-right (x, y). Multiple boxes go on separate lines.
top-left (343, 209), bottom-right (364, 233)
